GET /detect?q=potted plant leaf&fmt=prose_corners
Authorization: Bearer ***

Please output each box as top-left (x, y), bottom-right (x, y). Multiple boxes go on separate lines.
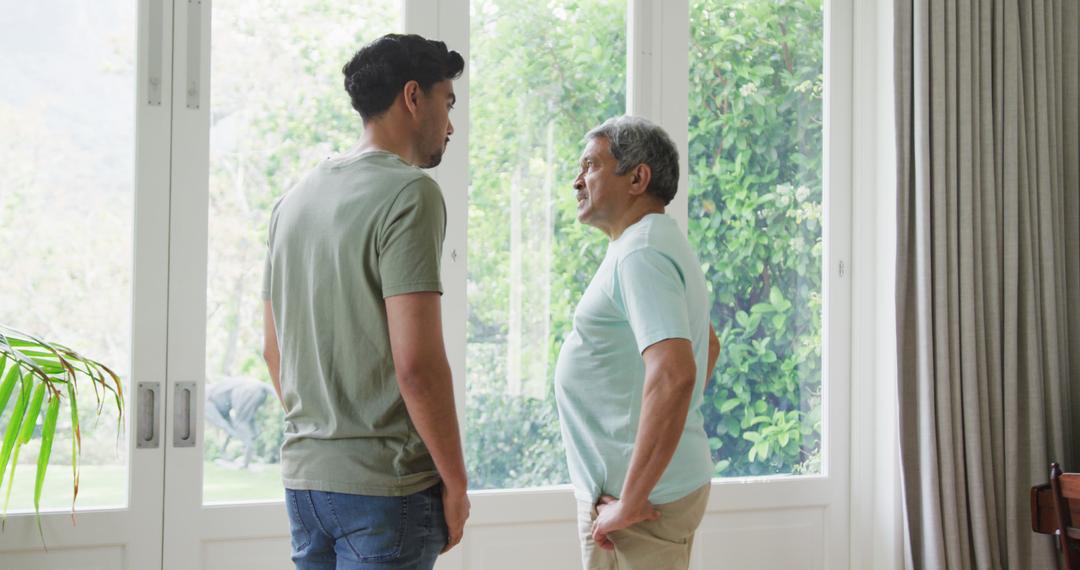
top-left (0, 324), bottom-right (123, 540)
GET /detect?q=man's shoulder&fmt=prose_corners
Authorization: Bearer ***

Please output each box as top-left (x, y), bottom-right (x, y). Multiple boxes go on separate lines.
top-left (292, 156), bottom-right (438, 208)
top-left (611, 223), bottom-right (702, 289)
top-left (617, 213), bottom-right (680, 249)
top-left (393, 171), bottom-right (442, 199)
top-left (613, 234), bottom-right (679, 270)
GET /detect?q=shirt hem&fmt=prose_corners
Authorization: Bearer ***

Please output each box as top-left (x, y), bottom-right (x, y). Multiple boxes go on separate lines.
top-left (283, 475), bottom-right (441, 497)
top-left (382, 281), bottom-right (444, 298)
top-left (571, 475), bottom-right (713, 506)
top-left (648, 477), bottom-right (713, 505)
top-left (636, 331), bottom-right (693, 354)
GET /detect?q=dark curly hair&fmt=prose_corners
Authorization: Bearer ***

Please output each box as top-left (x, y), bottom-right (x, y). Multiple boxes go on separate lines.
top-left (342, 34), bottom-right (464, 121)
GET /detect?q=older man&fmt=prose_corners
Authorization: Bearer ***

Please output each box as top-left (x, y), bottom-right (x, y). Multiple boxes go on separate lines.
top-left (555, 115), bottom-right (720, 570)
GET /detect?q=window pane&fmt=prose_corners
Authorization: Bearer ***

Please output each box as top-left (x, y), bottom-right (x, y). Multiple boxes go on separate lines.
top-left (689, 0), bottom-right (824, 477)
top-left (203, 0), bottom-right (400, 503)
top-left (466, 0), bottom-right (626, 490)
top-left (0, 2), bottom-right (134, 511)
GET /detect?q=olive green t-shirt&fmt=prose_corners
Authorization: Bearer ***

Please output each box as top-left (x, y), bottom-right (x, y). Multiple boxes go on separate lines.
top-left (262, 150), bottom-right (445, 496)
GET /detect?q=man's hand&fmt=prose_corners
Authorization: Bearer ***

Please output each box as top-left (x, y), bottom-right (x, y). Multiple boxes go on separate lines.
top-left (590, 495), bottom-right (660, 551)
top-left (441, 484), bottom-right (471, 553)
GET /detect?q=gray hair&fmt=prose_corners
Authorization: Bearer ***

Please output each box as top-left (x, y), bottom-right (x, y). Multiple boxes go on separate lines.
top-left (586, 115), bottom-right (680, 205)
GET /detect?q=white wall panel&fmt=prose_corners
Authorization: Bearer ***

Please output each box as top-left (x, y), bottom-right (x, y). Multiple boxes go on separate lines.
top-left (2, 546), bottom-right (126, 570)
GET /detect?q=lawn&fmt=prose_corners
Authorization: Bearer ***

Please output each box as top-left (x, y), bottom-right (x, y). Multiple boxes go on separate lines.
top-left (3, 462), bottom-right (283, 514)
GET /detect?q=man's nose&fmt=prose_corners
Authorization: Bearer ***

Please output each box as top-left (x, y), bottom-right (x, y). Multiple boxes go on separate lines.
top-left (573, 177), bottom-right (584, 191)
top-left (447, 120), bottom-right (454, 136)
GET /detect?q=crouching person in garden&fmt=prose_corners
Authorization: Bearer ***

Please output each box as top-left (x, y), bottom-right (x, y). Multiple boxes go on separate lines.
top-left (262, 34), bottom-right (469, 569)
top-left (555, 115), bottom-right (721, 570)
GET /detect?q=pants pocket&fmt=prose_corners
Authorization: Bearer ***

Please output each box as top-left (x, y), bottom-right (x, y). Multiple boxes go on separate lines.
top-left (327, 493), bottom-right (408, 563)
top-left (285, 490), bottom-right (311, 552)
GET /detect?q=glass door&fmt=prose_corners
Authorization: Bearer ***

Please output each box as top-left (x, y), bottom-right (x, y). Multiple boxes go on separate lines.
top-left (162, 1), bottom-right (403, 567)
top-left (198, 0), bottom-right (401, 505)
top-left (0, 1), bottom-right (173, 567)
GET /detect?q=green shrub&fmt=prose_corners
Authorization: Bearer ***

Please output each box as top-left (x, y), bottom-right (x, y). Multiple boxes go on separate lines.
top-left (690, 0), bottom-right (824, 476)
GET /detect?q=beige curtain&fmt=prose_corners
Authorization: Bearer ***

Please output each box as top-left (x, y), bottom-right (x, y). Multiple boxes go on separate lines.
top-left (894, 0), bottom-right (1080, 568)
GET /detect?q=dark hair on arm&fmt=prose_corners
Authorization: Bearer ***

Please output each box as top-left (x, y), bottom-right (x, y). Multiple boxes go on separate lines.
top-left (342, 34), bottom-right (464, 121)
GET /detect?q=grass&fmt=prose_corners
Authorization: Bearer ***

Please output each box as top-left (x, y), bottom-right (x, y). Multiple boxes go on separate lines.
top-left (203, 462), bottom-right (284, 504)
top-left (2, 462), bottom-right (283, 514)
top-left (4, 464), bottom-right (126, 513)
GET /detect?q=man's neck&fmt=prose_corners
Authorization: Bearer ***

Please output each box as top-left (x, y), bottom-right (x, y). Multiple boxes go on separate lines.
top-left (354, 121), bottom-right (418, 166)
top-left (606, 202), bottom-right (666, 241)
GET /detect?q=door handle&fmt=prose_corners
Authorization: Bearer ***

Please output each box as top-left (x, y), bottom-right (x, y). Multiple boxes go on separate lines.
top-left (173, 381), bottom-right (196, 447)
top-left (146, 0), bottom-right (164, 106)
top-left (136, 382), bottom-right (160, 449)
top-left (185, 0), bottom-right (202, 110)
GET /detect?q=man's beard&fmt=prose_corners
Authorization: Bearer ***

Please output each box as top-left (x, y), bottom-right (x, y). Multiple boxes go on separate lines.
top-left (422, 150), bottom-right (444, 169)
top-left (421, 139), bottom-right (446, 169)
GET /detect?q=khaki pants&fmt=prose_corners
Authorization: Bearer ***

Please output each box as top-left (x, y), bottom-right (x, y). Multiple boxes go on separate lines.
top-left (575, 484), bottom-right (710, 570)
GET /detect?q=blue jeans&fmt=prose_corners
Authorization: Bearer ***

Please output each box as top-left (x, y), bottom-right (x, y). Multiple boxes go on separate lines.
top-left (285, 484), bottom-right (447, 569)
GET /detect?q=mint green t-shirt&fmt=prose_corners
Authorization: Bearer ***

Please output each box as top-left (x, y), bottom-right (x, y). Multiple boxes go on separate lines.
top-left (554, 213), bottom-right (713, 505)
top-left (263, 150), bottom-right (445, 496)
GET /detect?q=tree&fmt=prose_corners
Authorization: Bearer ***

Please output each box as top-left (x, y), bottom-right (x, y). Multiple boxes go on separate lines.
top-left (465, 0), bottom-right (627, 489)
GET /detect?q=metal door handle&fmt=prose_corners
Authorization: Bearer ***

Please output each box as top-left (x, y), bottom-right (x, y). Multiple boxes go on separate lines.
top-left (185, 0), bottom-right (202, 109)
top-left (137, 382), bottom-right (160, 448)
top-left (173, 381), bottom-right (196, 447)
top-left (146, 0), bottom-right (164, 106)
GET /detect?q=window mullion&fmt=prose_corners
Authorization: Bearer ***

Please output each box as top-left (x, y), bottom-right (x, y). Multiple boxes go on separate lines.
top-left (407, 0), bottom-right (471, 448)
top-left (628, 0), bottom-right (690, 234)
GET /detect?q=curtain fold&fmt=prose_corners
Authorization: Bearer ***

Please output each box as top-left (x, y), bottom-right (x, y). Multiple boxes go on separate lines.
top-left (894, 0), bottom-right (1080, 568)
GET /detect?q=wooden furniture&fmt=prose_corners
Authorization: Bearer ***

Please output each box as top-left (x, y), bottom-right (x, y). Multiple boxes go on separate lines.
top-left (1048, 463), bottom-right (1080, 569)
top-left (1034, 481), bottom-right (1058, 534)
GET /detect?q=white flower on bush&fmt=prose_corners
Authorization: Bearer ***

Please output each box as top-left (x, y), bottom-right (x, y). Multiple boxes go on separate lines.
top-left (740, 82), bottom-right (758, 97)
top-left (796, 185), bottom-right (811, 201)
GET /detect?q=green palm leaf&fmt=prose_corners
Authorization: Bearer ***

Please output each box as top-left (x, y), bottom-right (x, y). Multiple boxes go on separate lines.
top-left (3, 381), bottom-right (46, 521)
top-left (0, 377), bottom-right (31, 499)
top-left (67, 382), bottom-right (80, 514)
top-left (0, 324), bottom-right (124, 540)
top-left (35, 394), bottom-right (61, 543)
top-left (0, 356), bottom-right (18, 414)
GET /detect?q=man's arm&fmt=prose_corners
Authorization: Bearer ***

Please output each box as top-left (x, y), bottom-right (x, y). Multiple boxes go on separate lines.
top-left (592, 337), bottom-right (697, 549)
top-left (707, 325), bottom-right (720, 383)
top-left (385, 292), bottom-right (470, 553)
top-left (262, 300), bottom-right (285, 408)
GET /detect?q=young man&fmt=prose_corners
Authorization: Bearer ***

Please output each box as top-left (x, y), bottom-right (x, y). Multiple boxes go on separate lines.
top-left (262, 34), bottom-right (469, 569)
top-left (555, 115), bottom-right (721, 570)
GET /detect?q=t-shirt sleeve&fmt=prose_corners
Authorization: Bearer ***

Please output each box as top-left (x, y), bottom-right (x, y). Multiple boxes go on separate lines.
top-left (614, 247), bottom-right (692, 353)
top-left (261, 250), bottom-right (272, 301)
top-left (378, 176), bottom-right (447, 298)
top-left (261, 201), bottom-right (279, 301)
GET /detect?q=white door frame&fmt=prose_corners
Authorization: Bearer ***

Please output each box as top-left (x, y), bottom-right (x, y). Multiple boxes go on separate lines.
top-left (0, 1), bottom-right (854, 568)
top-left (416, 1), bottom-right (854, 569)
top-left (149, 0), bottom-right (855, 568)
top-left (159, 0), bottom-right (298, 567)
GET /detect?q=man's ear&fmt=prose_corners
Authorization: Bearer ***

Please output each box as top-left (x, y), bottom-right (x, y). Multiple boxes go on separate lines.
top-left (628, 163), bottom-right (652, 196)
top-left (402, 80), bottom-right (422, 117)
